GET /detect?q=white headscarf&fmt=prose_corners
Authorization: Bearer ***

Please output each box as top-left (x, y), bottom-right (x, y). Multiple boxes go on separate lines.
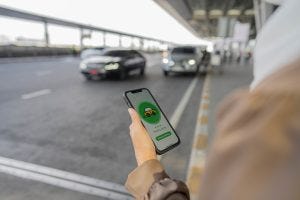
top-left (251, 0), bottom-right (300, 89)
top-left (264, 0), bottom-right (284, 5)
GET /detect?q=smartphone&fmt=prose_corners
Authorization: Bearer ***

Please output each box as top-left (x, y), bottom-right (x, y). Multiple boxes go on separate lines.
top-left (124, 88), bottom-right (180, 155)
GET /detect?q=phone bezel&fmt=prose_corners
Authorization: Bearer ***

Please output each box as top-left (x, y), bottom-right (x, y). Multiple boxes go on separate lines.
top-left (123, 88), bottom-right (180, 155)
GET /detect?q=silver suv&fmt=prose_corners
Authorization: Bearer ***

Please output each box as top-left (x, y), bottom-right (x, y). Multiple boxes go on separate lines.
top-left (162, 46), bottom-right (202, 76)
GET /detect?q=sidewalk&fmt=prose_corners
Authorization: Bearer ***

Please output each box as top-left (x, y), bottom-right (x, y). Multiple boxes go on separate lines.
top-left (186, 60), bottom-right (254, 199)
top-left (208, 60), bottom-right (254, 145)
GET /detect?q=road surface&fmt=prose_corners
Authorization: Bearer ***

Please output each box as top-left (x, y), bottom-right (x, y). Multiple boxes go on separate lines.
top-left (0, 54), bottom-right (204, 199)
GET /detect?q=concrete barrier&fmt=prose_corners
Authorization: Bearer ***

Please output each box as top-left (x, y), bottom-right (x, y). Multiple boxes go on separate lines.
top-left (0, 45), bottom-right (78, 58)
top-left (0, 45), bottom-right (162, 58)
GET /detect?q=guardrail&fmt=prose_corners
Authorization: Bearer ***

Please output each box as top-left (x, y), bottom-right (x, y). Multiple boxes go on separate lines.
top-left (0, 45), bottom-right (78, 58)
top-left (0, 45), bottom-right (163, 59)
top-left (0, 6), bottom-right (174, 50)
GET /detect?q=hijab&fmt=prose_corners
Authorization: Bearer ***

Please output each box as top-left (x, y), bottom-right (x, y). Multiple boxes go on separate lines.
top-left (251, 0), bottom-right (300, 88)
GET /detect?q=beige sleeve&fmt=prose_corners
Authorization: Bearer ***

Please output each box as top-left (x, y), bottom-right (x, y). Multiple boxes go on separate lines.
top-left (125, 159), bottom-right (189, 200)
top-left (125, 159), bottom-right (166, 199)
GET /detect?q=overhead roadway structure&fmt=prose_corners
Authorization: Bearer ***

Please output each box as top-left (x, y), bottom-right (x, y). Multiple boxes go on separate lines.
top-left (0, 6), bottom-right (174, 49)
top-left (154, 0), bottom-right (260, 39)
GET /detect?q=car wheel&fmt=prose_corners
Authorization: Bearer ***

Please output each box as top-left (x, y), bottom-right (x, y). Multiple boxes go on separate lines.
top-left (140, 68), bottom-right (145, 76)
top-left (84, 75), bottom-right (92, 81)
top-left (163, 70), bottom-right (169, 76)
top-left (119, 69), bottom-right (127, 80)
top-left (196, 65), bottom-right (200, 74)
top-left (193, 68), bottom-right (199, 75)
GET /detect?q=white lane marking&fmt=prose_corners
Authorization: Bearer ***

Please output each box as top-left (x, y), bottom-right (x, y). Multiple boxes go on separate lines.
top-left (169, 76), bottom-right (198, 128)
top-left (0, 156), bottom-right (132, 199)
top-left (36, 70), bottom-right (52, 76)
top-left (158, 76), bottom-right (198, 160)
top-left (0, 156), bottom-right (127, 193)
top-left (0, 165), bottom-right (132, 200)
top-left (21, 89), bottom-right (51, 100)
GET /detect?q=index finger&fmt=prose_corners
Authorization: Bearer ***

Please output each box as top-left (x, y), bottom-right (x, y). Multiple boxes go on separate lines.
top-left (128, 108), bottom-right (142, 125)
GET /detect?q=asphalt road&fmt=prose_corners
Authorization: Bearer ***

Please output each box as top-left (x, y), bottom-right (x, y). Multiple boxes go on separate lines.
top-left (0, 54), bottom-right (204, 199)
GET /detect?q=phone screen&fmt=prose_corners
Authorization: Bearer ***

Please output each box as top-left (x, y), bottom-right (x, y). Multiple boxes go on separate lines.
top-left (125, 88), bottom-right (179, 153)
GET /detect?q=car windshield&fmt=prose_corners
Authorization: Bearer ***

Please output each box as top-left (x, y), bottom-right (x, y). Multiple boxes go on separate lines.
top-left (81, 49), bottom-right (103, 58)
top-left (172, 47), bottom-right (195, 54)
top-left (102, 50), bottom-right (130, 57)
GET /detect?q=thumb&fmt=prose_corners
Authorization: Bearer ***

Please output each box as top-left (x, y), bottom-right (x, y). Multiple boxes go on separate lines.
top-left (128, 108), bottom-right (142, 125)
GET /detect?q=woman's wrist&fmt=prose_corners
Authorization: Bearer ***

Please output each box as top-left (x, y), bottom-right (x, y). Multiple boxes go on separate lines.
top-left (136, 153), bottom-right (157, 166)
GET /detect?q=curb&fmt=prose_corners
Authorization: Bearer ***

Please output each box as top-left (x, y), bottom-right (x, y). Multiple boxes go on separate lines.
top-left (186, 73), bottom-right (211, 200)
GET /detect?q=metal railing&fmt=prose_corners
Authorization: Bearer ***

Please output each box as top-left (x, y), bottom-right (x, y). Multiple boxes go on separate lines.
top-left (0, 6), bottom-right (174, 50)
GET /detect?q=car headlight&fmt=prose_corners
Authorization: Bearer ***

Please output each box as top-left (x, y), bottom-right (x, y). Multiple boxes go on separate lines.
top-left (188, 59), bottom-right (196, 65)
top-left (163, 58), bottom-right (175, 66)
top-left (162, 58), bottom-right (169, 64)
top-left (80, 63), bottom-right (87, 70)
top-left (104, 63), bottom-right (119, 70)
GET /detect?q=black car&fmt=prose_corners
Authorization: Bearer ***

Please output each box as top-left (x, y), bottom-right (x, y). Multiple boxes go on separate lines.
top-left (79, 49), bottom-right (146, 80)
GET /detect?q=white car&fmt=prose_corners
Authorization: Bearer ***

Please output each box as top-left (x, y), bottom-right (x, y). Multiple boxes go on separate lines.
top-left (162, 46), bottom-right (202, 76)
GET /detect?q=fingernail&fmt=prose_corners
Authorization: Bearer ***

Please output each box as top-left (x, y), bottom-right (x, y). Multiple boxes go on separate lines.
top-left (128, 108), bottom-right (134, 114)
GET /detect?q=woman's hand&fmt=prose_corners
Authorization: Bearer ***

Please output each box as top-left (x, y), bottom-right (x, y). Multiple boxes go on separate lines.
top-left (128, 108), bottom-right (157, 166)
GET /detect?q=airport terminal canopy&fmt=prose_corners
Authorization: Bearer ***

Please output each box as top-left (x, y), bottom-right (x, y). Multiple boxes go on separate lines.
top-left (155, 0), bottom-right (257, 38)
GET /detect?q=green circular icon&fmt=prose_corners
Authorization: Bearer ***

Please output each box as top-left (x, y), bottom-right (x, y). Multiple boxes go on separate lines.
top-left (138, 101), bottom-right (161, 124)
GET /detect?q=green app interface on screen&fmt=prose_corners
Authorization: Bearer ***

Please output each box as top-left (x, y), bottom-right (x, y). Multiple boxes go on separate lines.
top-left (126, 89), bottom-right (178, 151)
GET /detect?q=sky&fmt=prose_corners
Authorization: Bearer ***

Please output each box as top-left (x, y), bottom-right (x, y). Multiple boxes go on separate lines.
top-left (0, 0), bottom-right (210, 46)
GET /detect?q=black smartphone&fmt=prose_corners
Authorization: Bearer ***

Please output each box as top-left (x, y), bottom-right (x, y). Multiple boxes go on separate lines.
top-left (124, 88), bottom-right (180, 155)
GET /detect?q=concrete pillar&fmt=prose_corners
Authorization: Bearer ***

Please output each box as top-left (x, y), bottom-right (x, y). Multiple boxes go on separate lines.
top-left (254, 0), bottom-right (262, 32)
top-left (130, 37), bottom-right (134, 49)
top-left (158, 42), bottom-right (162, 51)
top-left (217, 17), bottom-right (229, 37)
top-left (261, 1), bottom-right (274, 24)
top-left (80, 28), bottom-right (84, 50)
top-left (239, 42), bottom-right (246, 65)
top-left (103, 32), bottom-right (106, 47)
top-left (228, 18), bottom-right (237, 37)
top-left (119, 35), bottom-right (122, 47)
top-left (44, 22), bottom-right (49, 47)
top-left (140, 39), bottom-right (144, 50)
top-left (253, 0), bottom-right (274, 32)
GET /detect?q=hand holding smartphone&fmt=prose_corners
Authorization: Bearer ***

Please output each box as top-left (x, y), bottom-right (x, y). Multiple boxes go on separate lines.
top-left (124, 88), bottom-right (180, 155)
